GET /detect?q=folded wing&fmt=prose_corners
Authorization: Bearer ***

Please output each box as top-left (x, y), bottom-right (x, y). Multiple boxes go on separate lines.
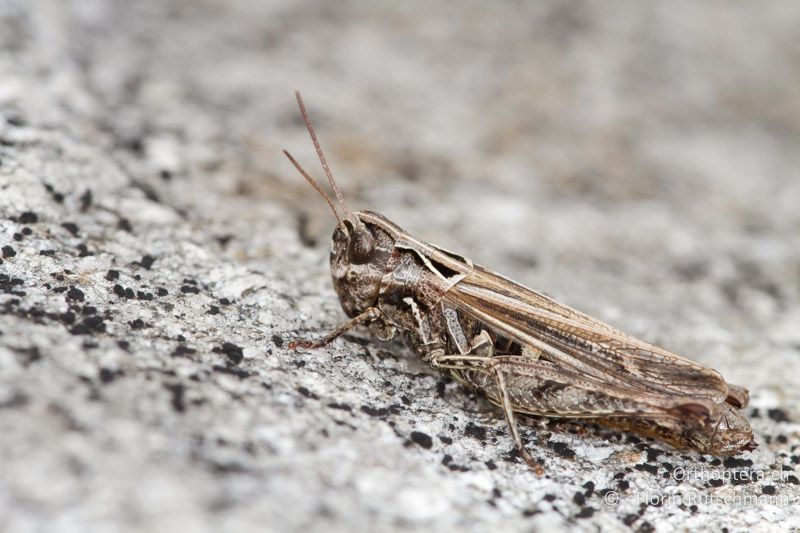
top-left (444, 266), bottom-right (729, 402)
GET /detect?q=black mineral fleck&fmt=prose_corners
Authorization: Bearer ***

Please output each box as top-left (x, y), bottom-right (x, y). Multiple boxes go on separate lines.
top-left (138, 255), bottom-right (155, 270)
top-left (635, 463), bottom-right (659, 475)
top-left (723, 456), bottom-right (753, 468)
top-left (548, 440), bottom-right (576, 458)
top-left (19, 211), bottom-right (38, 224)
top-left (465, 422), bottom-right (486, 441)
top-left (622, 514), bottom-right (638, 526)
top-left (98, 368), bottom-right (122, 383)
top-left (164, 383), bottom-right (186, 412)
top-left (62, 222), bottom-right (79, 236)
top-left (409, 431), bottom-right (433, 449)
top-left (296, 386), bottom-right (319, 400)
top-left (214, 342), bottom-right (243, 365)
top-left (69, 316), bottom-right (105, 335)
top-left (80, 189), bottom-right (92, 211)
top-left (767, 409), bottom-right (790, 423)
top-left (66, 287), bottom-right (84, 302)
top-left (172, 344), bottom-right (196, 357)
top-left (360, 405), bottom-right (389, 418)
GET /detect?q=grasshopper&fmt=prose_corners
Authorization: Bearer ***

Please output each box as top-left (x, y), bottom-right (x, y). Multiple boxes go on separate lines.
top-left (284, 92), bottom-right (756, 471)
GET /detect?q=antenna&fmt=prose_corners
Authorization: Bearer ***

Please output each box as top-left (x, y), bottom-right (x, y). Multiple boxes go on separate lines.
top-left (283, 149), bottom-right (345, 229)
top-left (293, 91), bottom-right (351, 216)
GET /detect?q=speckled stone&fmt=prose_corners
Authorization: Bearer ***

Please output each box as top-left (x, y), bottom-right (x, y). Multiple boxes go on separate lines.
top-left (1, 1), bottom-right (800, 532)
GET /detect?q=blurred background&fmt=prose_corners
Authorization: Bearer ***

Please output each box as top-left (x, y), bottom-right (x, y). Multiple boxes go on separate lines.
top-left (2, 0), bottom-right (800, 531)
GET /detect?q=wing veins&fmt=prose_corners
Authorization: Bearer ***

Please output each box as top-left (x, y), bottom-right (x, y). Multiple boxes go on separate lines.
top-left (446, 272), bottom-right (727, 401)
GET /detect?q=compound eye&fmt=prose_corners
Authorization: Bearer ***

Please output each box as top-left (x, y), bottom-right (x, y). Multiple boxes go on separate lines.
top-left (332, 226), bottom-right (348, 242)
top-left (348, 225), bottom-right (375, 264)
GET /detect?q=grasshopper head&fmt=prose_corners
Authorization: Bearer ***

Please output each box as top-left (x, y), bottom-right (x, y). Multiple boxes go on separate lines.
top-left (329, 213), bottom-right (388, 317)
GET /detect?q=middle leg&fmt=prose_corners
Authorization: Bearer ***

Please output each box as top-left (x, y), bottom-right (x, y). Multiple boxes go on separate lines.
top-left (429, 337), bottom-right (543, 474)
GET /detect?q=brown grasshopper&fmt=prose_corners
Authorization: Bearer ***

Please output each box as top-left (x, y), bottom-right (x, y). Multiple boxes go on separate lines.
top-left (284, 91), bottom-right (756, 471)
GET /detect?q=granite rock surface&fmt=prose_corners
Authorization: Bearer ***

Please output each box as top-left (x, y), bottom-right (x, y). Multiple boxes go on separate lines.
top-left (1, 1), bottom-right (800, 532)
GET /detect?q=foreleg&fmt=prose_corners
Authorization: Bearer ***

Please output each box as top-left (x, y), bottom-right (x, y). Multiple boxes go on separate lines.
top-left (289, 307), bottom-right (381, 349)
